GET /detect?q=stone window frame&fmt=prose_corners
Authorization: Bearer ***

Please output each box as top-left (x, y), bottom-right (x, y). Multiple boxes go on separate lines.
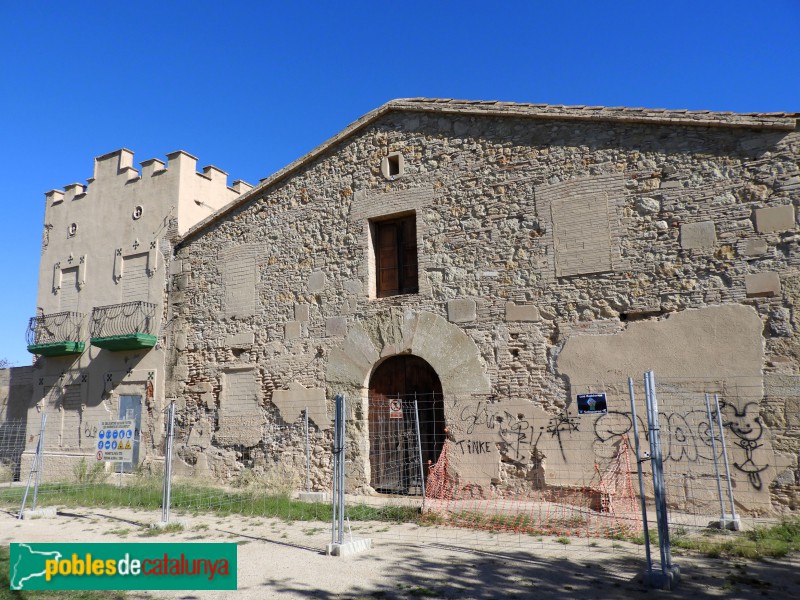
top-left (217, 244), bottom-right (260, 319)
top-left (349, 185), bottom-right (434, 300)
top-left (380, 152), bottom-right (405, 181)
top-left (370, 212), bottom-right (419, 298)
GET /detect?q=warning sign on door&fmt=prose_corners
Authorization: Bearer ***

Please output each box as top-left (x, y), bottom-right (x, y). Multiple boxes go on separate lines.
top-left (389, 399), bottom-right (403, 419)
top-left (95, 419), bottom-right (135, 463)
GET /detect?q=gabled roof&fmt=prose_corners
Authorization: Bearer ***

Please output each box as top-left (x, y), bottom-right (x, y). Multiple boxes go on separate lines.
top-left (180, 98), bottom-right (799, 244)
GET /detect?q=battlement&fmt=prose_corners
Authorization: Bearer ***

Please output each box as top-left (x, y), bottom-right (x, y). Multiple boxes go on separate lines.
top-left (44, 148), bottom-right (253, 236)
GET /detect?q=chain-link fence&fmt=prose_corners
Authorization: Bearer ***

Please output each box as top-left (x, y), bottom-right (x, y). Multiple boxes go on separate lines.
top-left (1, 372), bottom-right (798, 564)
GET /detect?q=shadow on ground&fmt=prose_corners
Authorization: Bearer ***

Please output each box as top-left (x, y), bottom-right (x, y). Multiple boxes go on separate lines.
top-left (252, 541), bottom-right (800, 600)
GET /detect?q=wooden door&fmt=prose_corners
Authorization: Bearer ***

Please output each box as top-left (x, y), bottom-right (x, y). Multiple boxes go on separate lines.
top-left (368, 355), bottom-right (445, 494)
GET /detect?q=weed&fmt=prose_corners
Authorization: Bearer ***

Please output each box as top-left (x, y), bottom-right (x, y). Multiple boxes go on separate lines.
top-left (408, 586), bottom-right (437, 597)
top-left (140, 522), bottom-right (184, 537)
top-left (0, 463), bottom-right (12, 484)
top-left (73, 457), bottom-right (111, 483)
top-left (556, 537), bottom-right (571, 545)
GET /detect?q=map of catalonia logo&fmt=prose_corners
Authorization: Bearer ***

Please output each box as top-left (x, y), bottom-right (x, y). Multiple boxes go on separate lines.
top-left (10, 543), bottom-right (237, 590)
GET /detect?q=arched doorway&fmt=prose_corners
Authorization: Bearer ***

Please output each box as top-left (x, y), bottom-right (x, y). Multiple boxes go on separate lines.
top-left (368, 355), bottom-right (446, 494)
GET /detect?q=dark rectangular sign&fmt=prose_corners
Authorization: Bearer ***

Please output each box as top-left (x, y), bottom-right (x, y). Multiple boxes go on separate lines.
top-left (577, 393), bottom-right (607, 415)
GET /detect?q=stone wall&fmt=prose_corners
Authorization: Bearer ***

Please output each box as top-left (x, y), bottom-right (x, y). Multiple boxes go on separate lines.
top-left (171, 107), bottom-right (800, 512)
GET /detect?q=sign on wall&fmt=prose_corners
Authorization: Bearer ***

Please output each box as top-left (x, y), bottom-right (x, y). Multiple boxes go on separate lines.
top-left (576, 393), bottom-right (608, 415)
top-left (95, 419), bottom-right (136, 463)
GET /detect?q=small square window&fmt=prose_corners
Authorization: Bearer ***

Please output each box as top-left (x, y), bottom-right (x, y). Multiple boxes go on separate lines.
top-left (371, 214), bottom-right (418, 298)
top-left (380, 152), bottom-right (405, 180)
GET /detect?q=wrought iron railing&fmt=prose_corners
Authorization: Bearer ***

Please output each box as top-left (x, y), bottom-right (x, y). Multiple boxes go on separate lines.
top-left (90, 301), bottom-right (157, 338)
top-left (26, 311), bottom-right (85, 346)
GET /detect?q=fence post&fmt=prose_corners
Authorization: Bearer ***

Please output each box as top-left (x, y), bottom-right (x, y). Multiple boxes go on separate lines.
top-left (704, 393), bottom-right (726, 527)
top-left (19, 413), bottom-right (47, 518)
top-left (413, 395), bottom-right (426, 511)
top-left (331, 393), bottom-right (345, 546)
top-left (628, 377), bottom-right (652, 574)
top-left (714, 394), bottom-right (740, 530)
top-left (304, 407), bottom-right (310, 493)
top-left (161, 402), bottom-right (176, 524)
top-left (643, 371), bottom-right (679, 589)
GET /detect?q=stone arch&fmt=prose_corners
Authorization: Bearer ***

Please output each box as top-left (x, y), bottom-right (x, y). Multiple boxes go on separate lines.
top-left (326, 309), bottom-right (491, 491)
top-left (326, 309), bottom-right (491, 398)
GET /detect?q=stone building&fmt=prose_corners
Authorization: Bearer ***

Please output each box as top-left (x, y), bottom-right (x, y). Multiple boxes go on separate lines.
top-left (6, 98), bottom-right (800, 513)
top-left (16, 149), bottom-right (251, 476)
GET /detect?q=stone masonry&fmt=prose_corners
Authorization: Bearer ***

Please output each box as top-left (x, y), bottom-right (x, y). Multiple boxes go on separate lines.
top-left (161, 99), bottom-right (800, 513)
top-left (10, 99), bottom-right (800, 514)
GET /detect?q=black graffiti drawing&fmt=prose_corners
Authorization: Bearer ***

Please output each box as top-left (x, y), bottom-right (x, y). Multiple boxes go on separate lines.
top-left (593, 410), bottom-right (638, 443)
top-left (455, 397), bottom-right (771, 491)
top-left (454, 439), bottom-right (492, 455)
top-left (459, 402), bottom-right (536, 461)
top-left (546, 412), bottom-right (580, 459)
top-left (497, 411), bottom-right (533, 461)
top-left (592, 403), bottom-right (770, 490)
top-left (460, 401), bottom-right (496, 435)
top-left (723, 402), bottom-right (769, 490)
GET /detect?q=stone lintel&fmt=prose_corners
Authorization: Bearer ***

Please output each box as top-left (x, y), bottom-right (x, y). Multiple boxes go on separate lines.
top-left (225, 332), bottom-right (255, 348)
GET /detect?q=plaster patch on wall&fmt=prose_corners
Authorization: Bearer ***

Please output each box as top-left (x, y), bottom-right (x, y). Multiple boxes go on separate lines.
top-left (219, 245), bottom-right (259, 318)
top-left (215, 368), bottom-right (263, 447)
top-left (271, 382), bottom-right (330, 430)
top-left (537, 174), bottom-right (623, 278)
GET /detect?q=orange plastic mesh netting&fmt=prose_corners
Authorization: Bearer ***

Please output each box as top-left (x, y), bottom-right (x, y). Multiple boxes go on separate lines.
top-left (423, 435), bottom-right (641, 538)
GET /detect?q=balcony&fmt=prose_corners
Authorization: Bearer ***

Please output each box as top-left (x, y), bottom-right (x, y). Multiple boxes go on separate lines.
top-left (90, 301), bottom-right (157, 351)
top-left (26, 312), bottom-right (86, 356)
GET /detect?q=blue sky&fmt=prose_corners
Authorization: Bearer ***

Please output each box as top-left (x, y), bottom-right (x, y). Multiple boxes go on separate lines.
top-left (0, 1), bottom-right (798, 365)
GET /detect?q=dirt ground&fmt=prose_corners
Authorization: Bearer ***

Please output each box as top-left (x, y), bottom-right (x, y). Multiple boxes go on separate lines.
top-left (3, 507), bottom-right (800, 599)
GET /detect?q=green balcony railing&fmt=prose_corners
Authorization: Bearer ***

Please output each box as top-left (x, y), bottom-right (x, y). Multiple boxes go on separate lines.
top-left (90, 301), bottom-right (157, 351)
top-left (26, 311), bottom-right (86, 356)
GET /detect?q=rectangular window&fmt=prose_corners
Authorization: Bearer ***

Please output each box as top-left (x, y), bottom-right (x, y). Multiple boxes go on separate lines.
top-left (373, 214), bottom-right (418, 297)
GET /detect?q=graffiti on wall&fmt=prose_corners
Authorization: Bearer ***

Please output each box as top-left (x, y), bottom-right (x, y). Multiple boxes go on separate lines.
top-left (454, 396), bottom-right (770, 490)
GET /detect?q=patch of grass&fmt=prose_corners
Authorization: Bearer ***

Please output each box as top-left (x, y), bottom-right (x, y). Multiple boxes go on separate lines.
top-left (139, 522), bottom-right (184, 537)
top-left (104, 527), bottom-right (131, 537)
top-left (555, 537), bottom-right (571, 545)
top-left (73, 457), bottom-right (111, 484)
top-left (653, 518), bottom-right (800, 560)
top-left (629, 528), bottom-right (658, 546)
top-left (408, 586), bottom-right (437, 598)
top-left (0, 482), bottom-right (418, 526)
